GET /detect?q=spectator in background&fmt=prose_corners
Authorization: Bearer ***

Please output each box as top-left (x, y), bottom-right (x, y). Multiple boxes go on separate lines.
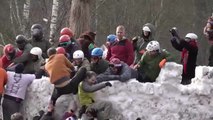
top-left (90, 48), bottom-right (109, 75)
top-left (78, 71), bottom-right (113, 119)
top-left (2, 64), bottom-right (36, 120)
top-left (96, 58), bottom-right (137, 83)
top-left (134, 41), bottom-right (172, 83)
top-left (13, 35), bottom-right (33, 65)
top-left (58, 28), bottom-right (80, 62)
top-left (170, 30), bottom-right (198, 85)
top-left (106, 25), bottom-right (134, 66)
top-left (203, 16), bottom-right (213, 66)
top-left (132, 23), bottom-right (156, 65)
top-left (78, 31), bottom-right (96, 61)
top-left (0, 44), bottom-right (22, 69)
top-left (29, 24), bottom-right (51, 58)
top-left (105, 34), bottom-right (117, 48)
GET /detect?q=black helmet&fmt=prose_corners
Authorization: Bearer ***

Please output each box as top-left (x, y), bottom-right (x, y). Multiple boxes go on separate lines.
top-left (15, 35), bottom-right (27, 44)
top-left (31, 24), bottom-right (43, 31)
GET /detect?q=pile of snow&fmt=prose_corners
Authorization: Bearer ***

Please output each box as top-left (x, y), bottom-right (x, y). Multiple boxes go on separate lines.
top-left (2, 62), bottom-right (213, 120)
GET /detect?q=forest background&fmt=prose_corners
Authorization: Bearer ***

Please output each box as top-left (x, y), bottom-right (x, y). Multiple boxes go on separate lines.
top-left (0, 0), bottom-right (212, 65)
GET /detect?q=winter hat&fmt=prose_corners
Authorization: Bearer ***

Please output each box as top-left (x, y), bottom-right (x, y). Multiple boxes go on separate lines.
top-left (15, 63), bottom-right (24, 73)
top-left (109, 58), bottom-right (122, 67)
top-left (81, 31), bottom-right (96, 42)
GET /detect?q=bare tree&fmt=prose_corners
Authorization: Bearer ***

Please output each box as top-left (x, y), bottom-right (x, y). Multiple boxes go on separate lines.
top-left (49, 0), bottom-right (59, 44)
top-left (23, 0), bottom-right (31, 37)
top-left (69, 0), bottom-right (91, 38)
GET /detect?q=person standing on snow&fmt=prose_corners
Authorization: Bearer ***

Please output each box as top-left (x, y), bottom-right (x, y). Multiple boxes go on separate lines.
top-left (78, 71), bottom-right (113, 120)
top-left (44, 48), bottom-right (86, 115)
top-left (106, 25), bottom-right (134, 66)
top-left (134, 41), bottom-right (172, 83)
top-left (170, 28), bottom-right (198, 85)
top-left (90, 48), bottom-right (109, 75)
top-left (2, 64), bottom-right (37, 120)
top-left (29, 24), bottom-right (51, 59)
top-left (132, 23), bottom-right (156, 65)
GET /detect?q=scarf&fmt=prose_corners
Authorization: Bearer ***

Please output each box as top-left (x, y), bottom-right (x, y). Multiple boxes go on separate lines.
top-left (181, 40), bottom-right (197, 74)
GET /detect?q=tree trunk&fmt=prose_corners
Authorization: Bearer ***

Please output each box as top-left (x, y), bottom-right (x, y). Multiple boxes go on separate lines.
top-left (49, 0), bottom-right (59, 44)
top-left (23, 0), bottom-right (31, 37)
top-left (69, 0), bottom-right (91, 38)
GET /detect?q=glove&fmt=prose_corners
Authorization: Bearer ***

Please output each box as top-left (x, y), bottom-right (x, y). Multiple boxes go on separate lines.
top-left (139, 49), bottom-right (146, 54)
top-left (159, 59), bottom-right (167, 68)
top-left (105, 82), bottom-right (112, 87)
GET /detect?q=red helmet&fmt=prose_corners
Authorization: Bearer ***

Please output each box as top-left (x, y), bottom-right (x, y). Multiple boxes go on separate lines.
top-left (3, 44), bottom-right (15, 55)
top-left (60, 27), bottom-right (73, 38)
top-left (109, 58), bottom-right (122, 67)
top-left (56, 47), bottom-right (66, 54)
top-left (59, 35), bottom-right (70, 43)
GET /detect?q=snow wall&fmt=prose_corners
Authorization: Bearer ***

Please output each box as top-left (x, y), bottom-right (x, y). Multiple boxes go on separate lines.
top-left (4, 62), bottom-right (213, 120)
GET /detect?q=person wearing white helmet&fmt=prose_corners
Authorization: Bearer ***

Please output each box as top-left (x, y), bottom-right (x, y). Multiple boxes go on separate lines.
top-left (134, 40), bottom-right (172, 83)
top-left (170, 30), bottom-right (198, 85)
top-left (73, 50), bottom-right (91, 71)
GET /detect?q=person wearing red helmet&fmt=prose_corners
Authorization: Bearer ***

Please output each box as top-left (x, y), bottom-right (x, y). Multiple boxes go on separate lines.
top-left (0, 44), bottom-right (22, 69)
top-left (56, 47), bottom-right (70, 59)
top-left (60, 27), bottom-right (74, 38)
top-left (58, 33), bottom-right (80, 62)
top-left (96, 58), bottom-right (137, 83)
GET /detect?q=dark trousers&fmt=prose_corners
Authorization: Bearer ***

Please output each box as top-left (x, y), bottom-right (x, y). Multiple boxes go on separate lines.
top-left (2, 96), bottom-right (22, 120)
top-left (208, 45), bottom-right (213, 66)
top-left (137, 72), bottom-right (154, 83)
top-left (51, 67), bottom-right (86, 106)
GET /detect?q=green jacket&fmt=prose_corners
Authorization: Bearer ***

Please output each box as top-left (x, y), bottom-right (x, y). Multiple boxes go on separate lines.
top-left (78, 81), bottom-right (107, 106)
top-left (91, 59), bottom-right (109, 75)
top-left (138, 50), bottom-right (172, 82)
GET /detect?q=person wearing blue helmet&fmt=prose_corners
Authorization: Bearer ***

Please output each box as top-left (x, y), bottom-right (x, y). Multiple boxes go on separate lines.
top-left (90, 48), bottom-right (109, 74)
top-left (106, 34), bottom-right (117, 47)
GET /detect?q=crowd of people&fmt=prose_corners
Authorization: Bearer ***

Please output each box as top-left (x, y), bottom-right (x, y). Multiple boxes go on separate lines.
top-left (0, 15), bottom-right (213, 120)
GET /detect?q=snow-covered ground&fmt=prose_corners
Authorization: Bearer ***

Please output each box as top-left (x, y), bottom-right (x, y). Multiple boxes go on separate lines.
top-left (2, 62), bottom-right (213, 120)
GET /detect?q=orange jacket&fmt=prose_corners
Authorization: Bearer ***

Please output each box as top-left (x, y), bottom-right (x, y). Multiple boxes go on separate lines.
top-left (45, 54), bottom-right (74, 84)
top-left (0, 68), bottom-right (7, 94)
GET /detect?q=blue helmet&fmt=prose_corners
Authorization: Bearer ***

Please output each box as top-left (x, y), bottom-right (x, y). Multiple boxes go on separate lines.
top-left (91, 48), bottom-right (103, 57)
top-left (107, 34), bottom-right (116, 43)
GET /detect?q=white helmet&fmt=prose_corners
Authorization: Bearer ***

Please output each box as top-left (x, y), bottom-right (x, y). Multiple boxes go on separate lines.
top-left (73, 50), bottom-right (84, 60)
top-left (146, 41), bottom-right (160, 52)
top-left (30, 47), bottom-right (42, 59)
top-left (185, 33), bottom-right (198, 41)
top-left (143, 26), bottom-right (151, 32)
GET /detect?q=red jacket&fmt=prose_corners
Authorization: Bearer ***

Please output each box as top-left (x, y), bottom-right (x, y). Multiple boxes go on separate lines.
top-left (106, 39), bottom-right (134, 65)
top-left (0, 50), bottom-right (22, 69)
